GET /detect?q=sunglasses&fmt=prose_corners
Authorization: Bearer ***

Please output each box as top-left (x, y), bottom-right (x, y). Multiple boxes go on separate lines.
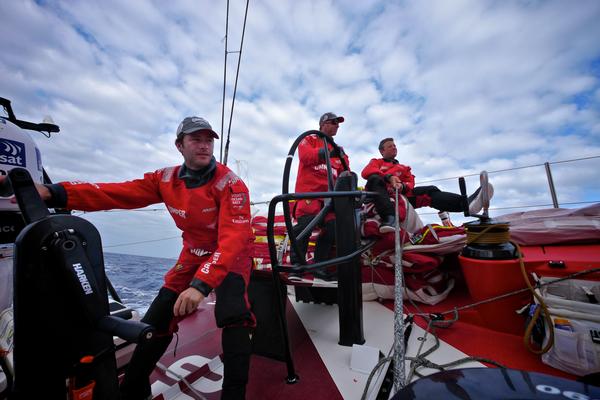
top-left (326, 120), bottom-right (339, 125)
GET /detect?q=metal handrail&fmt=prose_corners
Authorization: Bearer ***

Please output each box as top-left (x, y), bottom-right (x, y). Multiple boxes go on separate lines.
top-left (267, 190), bottom-right (377, 273)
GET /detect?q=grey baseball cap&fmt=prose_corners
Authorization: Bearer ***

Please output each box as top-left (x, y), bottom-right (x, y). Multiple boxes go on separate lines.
top-left (319, 112), bottom-right (345, 125)
top-left (176, 117), bottom-right (219, 139)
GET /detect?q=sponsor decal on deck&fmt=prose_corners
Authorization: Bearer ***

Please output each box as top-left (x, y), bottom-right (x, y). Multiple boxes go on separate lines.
top-left (151, 354), bottom-right (223, 397)
top-left (0, 139), bottom-right (26, 167)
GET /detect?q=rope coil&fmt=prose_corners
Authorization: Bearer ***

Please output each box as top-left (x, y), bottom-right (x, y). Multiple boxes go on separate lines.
top-left (465, 222), bottom-right (510, 244)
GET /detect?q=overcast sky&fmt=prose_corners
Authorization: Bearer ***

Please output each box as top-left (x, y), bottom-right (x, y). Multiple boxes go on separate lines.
top-left (2, 0), bottom-right (599, 258)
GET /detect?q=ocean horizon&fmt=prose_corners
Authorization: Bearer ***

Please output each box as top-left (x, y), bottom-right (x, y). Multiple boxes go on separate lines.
top-left (104, 252), bottom-right (176, 315)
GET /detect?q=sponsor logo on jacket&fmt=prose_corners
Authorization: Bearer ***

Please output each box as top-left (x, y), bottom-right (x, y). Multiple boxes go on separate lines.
top-left (231, 193), bottom-right (247, 209)
top-left (0, 139), bottom-right (26, 167)
top-left (313, 164), bottom-right (339, 177)
top-left (200, 251), bottom-right (220, 274)
top-left (68, 181), bottom-right (100, 189)
top-left (190, 248), bottom-right (212, 257)
top-left (167, 205), bottom-right (187, 219)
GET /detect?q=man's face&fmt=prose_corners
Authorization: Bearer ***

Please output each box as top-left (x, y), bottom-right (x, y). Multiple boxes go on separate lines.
top-left (380, 140), bottom-right (397, 159)
top-left (320, 119), bottom-right (340, 137)
top-left (176, 131), bottom-right (215, 169)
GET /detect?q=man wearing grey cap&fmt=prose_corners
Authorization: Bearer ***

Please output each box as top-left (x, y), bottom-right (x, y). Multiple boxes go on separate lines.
top-left (21, 116), bottom-right (255, 399)
top-left (291, 112), bottom-right (350, 279)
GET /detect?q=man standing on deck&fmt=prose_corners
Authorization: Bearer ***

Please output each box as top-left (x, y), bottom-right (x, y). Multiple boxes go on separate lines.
top-left (11, 117), bottom-right (255, 400)
top-left (361, 138), bottom-right (493, 228)
top-left (291, 112), bottom-right (350, 278)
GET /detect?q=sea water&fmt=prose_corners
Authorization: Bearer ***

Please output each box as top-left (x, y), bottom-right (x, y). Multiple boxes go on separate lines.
top-left (104, 252), bottom-right (176, 315)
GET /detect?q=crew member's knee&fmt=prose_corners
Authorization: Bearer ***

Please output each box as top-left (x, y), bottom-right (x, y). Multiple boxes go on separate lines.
top-left (141, 287), bottom-right (179, 333)
top-left (413, 185), bottom-right (440, 195)
top-left (215, 272), bottom-right (253, 328)
top-left (366, 174), bottom-right (385, 189)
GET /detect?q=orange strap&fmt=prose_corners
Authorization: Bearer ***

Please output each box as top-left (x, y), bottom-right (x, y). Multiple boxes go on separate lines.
top-left (69, 380), bottom-right (95, 400)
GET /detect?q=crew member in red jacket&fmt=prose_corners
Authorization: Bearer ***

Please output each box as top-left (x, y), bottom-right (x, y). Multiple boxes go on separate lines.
top-left (291, 112), bottom-right (349, 278)
top-left (30, 117), bottom-right (255, 400)
top-left (361, 138), bottom-right (493, 228)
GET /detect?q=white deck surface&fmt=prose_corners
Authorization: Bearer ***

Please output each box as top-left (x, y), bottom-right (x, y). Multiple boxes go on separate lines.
top-left (290, 296), bottom-right (484, 399)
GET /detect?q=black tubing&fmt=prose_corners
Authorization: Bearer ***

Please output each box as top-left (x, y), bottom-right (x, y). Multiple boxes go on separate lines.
top-left (459, 177), bottom-right (469, 216)
top-left (97, 315), bottom-right (154, 344)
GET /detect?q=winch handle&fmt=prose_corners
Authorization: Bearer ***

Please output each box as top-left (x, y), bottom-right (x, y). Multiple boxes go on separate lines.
top-left (480, 171), bottom-right (490, 217)
top-left (0, 175), bottom-right (13, 197)
top-left (7, 168), bottom-right (50, 223)
top-left (459, 177), bottom-right (469, 217)
top-left (97, 315), bottom-right (154, 344)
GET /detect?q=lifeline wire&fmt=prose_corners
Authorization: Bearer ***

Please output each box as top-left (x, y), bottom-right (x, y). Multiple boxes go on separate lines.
top-left (416, 155), bottom-right (600, 184)
top-left (404, 266), bottom-right (600, 319)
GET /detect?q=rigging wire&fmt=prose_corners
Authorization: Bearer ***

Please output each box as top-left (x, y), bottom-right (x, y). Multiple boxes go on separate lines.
top-left (219, 0), bottom-right (230, 163)
top-left (103, 236), bottom-right (181, 249)
top-left (420, 267), bottom-right (600, 318)
top-left (223, 0), bottom-right (250, 166)
top-left (417, 154), bottom-right (600, 184)
top-left (72, 199), bottom-right (272, 215)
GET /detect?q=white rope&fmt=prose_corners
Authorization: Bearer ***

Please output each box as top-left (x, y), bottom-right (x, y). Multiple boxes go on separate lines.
top-left (392, 187), bottom-right (406, 391)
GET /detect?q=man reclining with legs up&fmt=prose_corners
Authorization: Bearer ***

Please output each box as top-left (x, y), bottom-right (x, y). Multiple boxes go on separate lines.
top-left (361, 138), bottom-right (494, 232)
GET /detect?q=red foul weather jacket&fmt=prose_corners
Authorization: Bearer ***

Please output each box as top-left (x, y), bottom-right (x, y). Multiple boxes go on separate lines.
top-left (59, 163), bottom-right (254, 294)
top-left (294, 134), bottom-right (350, 218)
top-left (361, 158), bottom-right (415, 195)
